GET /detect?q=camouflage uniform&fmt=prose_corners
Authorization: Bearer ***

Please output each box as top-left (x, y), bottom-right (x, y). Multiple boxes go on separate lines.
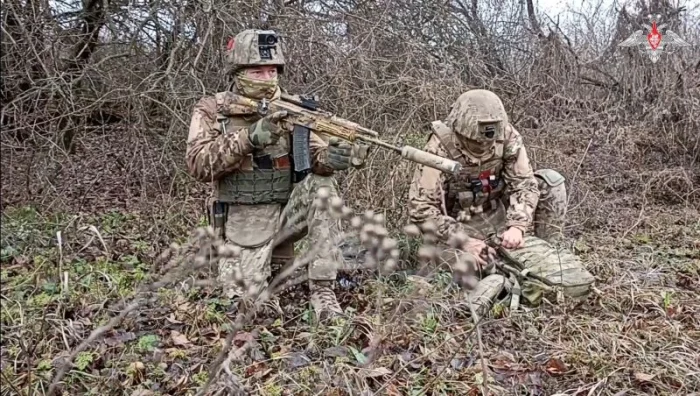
top-left (186, 29), bottom-right (359, 318)
top-left (408, 89), bottom-right (594, 309)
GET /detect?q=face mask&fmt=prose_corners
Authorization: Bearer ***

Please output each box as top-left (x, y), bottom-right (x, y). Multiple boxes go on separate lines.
top-left (235, 73), bottom-right (279, 99)
top-left (459, 135), bottom-right (494, 157)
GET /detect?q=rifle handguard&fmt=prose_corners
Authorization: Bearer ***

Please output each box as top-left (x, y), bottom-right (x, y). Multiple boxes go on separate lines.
top-left (401, 146), bottom-right (462, 175)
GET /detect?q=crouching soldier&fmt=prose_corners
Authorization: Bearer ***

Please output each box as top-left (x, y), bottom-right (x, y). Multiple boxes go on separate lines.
top-left (408, 89), bottom-right (595, 315)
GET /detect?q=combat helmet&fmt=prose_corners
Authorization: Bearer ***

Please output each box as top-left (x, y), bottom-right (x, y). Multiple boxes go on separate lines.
top-left (446, 89), bottom-right (508, 150)
top-left (225, 29), bottom-right (285, 75)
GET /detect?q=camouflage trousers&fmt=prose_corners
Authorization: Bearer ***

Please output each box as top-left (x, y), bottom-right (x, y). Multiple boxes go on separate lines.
top-left (442, 169), bottom-right (595, 313)
top-left (217, 174), bottom-right (345, 298)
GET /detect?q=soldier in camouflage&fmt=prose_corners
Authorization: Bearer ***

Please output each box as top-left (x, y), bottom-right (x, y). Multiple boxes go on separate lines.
top-left (186, 29), bottom-right (364, 319)
top-left (408, 89), bottom-right (595, 312)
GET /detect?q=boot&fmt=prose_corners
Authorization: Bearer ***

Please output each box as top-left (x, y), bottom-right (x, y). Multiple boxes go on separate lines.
top-left (308, 280), bottom-right (343, 320)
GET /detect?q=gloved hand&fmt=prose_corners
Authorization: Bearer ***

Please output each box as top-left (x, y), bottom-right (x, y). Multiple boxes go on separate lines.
top-left (327, 137), bottom-right (353, 170)
top-left (247, 110), bottom-right (289, 149)
top-left (350, 143), bottom-right (370, 168)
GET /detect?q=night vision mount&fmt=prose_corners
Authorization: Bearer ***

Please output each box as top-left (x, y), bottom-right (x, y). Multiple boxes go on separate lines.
top-left (257, 30), bottom-right (278, 60)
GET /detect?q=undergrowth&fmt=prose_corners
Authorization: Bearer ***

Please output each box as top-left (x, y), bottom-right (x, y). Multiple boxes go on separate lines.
top-left (1, 203), bottom-right (698, 395)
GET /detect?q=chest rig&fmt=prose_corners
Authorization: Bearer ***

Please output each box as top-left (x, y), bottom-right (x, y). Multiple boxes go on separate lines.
top-left (213, 92), bottom-right (293, 206)
top-left (430, 121), bottom-right (508, 222)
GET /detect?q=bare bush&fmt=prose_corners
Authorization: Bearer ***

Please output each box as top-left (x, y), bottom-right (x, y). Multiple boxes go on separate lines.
top-left (2, 0), bottom-right (697, 223)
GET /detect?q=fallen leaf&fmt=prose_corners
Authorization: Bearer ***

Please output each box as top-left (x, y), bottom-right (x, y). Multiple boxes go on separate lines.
top-left (128, 361), bottom-right (145, 371)
top-left (545, 358), bottom-right (567, 376)
top-left (474, 372), bottom-right (485, 385)
top-left (386, 383), bottom-right (402, 396)
top-left (634, 372), bottom-right (656, 382)
top-left (244, 362), bottom-right (267, 377)
top-left (170, 330), bottom-right (190, 346)
top-left (361, 367), bottom-right (392, 378)
top-left (166, 375), bottom-right (188, 393)
top-left (233, 332), bottom-right (255, 348)
top-left (286, 352), bottom-right (311, 369)
top-left (166, 313), bottom-right (183, 324)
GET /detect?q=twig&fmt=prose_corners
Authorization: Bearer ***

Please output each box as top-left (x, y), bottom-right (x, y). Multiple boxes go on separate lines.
top-left (467, 293), bottom-right (490, 396)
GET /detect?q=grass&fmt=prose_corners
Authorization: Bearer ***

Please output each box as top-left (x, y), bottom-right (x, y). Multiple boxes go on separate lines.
top-left (1, 202), bottom-right (698, 396)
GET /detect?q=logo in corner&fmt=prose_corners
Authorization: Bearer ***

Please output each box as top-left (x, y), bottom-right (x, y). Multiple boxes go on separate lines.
top-left (618, 14), bottom-right (691, 63)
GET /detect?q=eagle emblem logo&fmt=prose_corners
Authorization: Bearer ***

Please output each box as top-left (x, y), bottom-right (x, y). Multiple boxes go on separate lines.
top-left (618, 14), bottom-right (691, 63)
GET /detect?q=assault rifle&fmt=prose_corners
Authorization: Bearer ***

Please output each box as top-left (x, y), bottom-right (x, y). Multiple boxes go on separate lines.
top-left (230, 93), bottom-right (463, 178)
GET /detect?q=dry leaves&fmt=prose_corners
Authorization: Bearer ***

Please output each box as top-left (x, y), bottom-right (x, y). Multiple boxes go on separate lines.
top-left (360, 366), bottom-right (393, 378)
top-left (545, 358), bottom-right (567, 376)
top-left (170, 330), bottom-right (190, 346)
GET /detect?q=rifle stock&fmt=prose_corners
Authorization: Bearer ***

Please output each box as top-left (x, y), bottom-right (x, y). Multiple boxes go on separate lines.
top-left (231, 93), bottom-right (462, 175)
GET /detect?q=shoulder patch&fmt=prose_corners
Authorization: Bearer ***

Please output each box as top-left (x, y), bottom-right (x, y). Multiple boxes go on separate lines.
top-left (215, 91), bottom-right (256, 116)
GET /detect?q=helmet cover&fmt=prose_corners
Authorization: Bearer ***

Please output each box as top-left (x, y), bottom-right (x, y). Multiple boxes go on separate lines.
top-left (446, 89), bottom-right (508, 143)
top-left (225, 29), bottom-right (285, 75)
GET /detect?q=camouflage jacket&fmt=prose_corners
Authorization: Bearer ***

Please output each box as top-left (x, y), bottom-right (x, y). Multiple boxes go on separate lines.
top-left (408, 122), bottom-right (540, 241)
top-left (186, 86), bottom-right (335, 184)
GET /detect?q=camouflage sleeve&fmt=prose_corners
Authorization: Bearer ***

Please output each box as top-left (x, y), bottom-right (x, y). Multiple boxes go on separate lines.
top-left (309, 132), bottom-right (335, 176)
top-left (408, 134), bottom-right (464, 241)
top-left (501, 124), bottom-right (540, 232)
top-left (185, 96), bottom-right (255, 182)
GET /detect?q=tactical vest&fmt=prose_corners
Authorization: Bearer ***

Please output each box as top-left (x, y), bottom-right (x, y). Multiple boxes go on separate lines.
top-left (214, 96), bottom-right (293, 205)
top-left (430, 121), bottom-right (510, 224)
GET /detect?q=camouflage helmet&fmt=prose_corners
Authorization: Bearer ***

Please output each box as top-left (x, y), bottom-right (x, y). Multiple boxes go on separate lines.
top-left (446, 89), bottom-right (508, 143)
top-left (225, 29), bottom-right (285, 75)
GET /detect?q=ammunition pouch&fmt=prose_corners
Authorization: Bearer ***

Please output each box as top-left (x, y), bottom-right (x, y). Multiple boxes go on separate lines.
top-left (226, 204), bottom-right (281, 248)
top-left (216, 154), bottom-right (293, 205)
top-left (451, 175), bottom-right (506, 216)
top-left (208, 198), bottom-right (228, 239)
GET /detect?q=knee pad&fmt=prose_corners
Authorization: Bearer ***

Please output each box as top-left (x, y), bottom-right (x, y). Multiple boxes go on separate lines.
top-left (534, 169), bottom-right (565, 187)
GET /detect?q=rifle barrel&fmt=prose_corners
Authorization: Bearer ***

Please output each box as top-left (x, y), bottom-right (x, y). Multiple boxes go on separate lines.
top-left (355, 135), bottom-right (402, 153)
top-left (356, 135), bottom-right (462, 174)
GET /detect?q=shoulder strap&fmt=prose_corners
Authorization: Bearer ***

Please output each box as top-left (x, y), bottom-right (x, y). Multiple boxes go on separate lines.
top-left (430, 120), bottom-right (463, 160)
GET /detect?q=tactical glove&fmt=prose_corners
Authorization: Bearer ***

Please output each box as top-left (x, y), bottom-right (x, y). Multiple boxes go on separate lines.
top-left (350, 143), bottom-right (370, 168)
top-left (247, 110), bottom-right (289, 149)
top-left (327, 137), bottom-right (353, 170)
